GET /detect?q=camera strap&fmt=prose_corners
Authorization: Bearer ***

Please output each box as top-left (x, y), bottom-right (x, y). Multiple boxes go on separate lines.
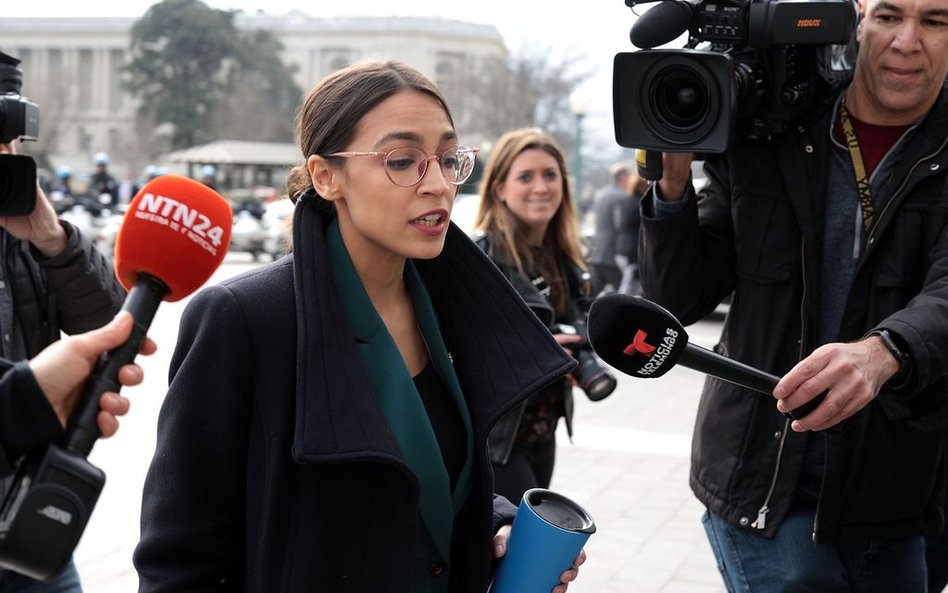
top-left (838, 98), bottom-right (874, 233)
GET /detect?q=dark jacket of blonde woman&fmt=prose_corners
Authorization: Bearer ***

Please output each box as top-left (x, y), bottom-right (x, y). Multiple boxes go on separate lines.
top-left (473, 233), bottom-right (591, 465)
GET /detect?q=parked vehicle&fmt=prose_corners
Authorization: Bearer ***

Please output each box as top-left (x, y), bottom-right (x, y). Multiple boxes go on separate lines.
top-left (57, 193), bottom-right (123, 259)
top-left (230, 208), bottom-right (268, 261)
top-left (92, 215), bottom-right (123, 259)
top-left (261, 198), bottom-right (294, 261)
top-left (451, 193), bottom-right (479, 237)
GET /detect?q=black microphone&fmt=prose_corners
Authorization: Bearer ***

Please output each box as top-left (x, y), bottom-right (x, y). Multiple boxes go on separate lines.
top-left (629, 0), bottom-right (695, 49)
top-left (586, 294), bottom-right (824, 420)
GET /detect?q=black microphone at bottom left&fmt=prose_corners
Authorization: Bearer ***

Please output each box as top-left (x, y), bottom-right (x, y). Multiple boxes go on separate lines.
top-left (0, 275), bottom-right (166, 580)
top-left (0, 446), bottom-right (105, 580)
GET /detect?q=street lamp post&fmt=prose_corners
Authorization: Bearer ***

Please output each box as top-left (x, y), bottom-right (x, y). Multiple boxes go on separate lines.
top-left (569, 87), bottom-right (591, 216)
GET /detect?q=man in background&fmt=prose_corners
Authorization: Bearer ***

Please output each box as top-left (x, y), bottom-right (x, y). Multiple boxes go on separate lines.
top-left (615, 168), bottom-right (647, 296)
top-left (588, 162), bottom-right (633, 294)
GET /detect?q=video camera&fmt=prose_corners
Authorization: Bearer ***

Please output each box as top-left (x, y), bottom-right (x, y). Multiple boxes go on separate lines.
top-left (613, 0), bottom-right (856, 153)
top-left (0, 50), bottom-right (39, 216)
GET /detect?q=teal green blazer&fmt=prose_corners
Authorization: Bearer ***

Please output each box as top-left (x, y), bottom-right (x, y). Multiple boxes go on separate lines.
top-left (327, 221), bottom-right (474, 579)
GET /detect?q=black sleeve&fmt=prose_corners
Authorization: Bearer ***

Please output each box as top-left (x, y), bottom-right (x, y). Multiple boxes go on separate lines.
top-left (33, 221), bottom-right (126, 334)
top-left (0, 360), bottom-right (64, 477)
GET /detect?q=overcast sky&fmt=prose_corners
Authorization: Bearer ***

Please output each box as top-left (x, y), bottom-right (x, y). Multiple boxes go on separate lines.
top-left (6, 1), bottom-right (642, 152)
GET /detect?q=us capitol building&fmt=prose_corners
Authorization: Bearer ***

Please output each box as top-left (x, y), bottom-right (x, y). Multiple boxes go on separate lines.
top-left (0, 12), bottom-right (506, 175)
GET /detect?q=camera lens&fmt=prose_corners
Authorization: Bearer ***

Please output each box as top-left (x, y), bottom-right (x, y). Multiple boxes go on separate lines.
top-left (652, 66), bottom-right (711, 131)
top-left (636, 53), bottom-right (727, 148)
top-left (574, 349), bottom-right (617, 402)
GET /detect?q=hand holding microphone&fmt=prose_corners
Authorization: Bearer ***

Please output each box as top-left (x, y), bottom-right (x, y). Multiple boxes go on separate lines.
top-left (586, 294), bottom-right (826, 422)
top-left (0, 175), bottom-right (232, 580)
top-left (772, 337), bottom-right (903, 432)
top-left (29, 311), bottom-right (156, 436)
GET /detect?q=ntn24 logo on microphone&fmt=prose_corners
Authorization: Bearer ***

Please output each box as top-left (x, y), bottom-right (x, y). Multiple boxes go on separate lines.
top-left (134, 191), bottom-right (227, 257)
top-left (114, 174), bottom-right (232, 301)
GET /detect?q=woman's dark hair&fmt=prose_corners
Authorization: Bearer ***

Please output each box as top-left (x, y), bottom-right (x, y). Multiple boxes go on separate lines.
top-left (285, 59), bottom-right (454, 203)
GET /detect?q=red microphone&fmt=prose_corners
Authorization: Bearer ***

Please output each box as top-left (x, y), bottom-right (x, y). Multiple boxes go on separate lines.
top-left (0, 176), bottom-right (232, 580)
top-left (65, 174), bottom-right (233, 456)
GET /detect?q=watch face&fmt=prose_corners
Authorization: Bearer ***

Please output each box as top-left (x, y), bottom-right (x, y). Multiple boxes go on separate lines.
top-left (877, 329), bottom-right (909, 365)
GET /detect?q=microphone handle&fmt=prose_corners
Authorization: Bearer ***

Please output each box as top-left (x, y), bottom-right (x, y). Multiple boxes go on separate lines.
top-left (679, 343), bottom-right (778, 395)
top-left (679, 343), bottom-right (826, 421)
top-left (64, 273), bottom-right (168, 457)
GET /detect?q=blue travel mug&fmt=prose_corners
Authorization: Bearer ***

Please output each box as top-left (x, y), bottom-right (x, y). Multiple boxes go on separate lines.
top-left (490, 488), bottom-right (596, 593)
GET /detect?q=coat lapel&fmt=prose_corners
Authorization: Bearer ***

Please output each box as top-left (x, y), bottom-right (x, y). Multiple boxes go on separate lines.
top-left (325, 219), bottom-right (456, 560)
top-left (405, 263), bottom-right (474, 514)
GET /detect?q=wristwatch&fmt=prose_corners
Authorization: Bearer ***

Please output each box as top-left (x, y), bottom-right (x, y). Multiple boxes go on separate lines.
top-left (868, 329), bottom-right (911, 380)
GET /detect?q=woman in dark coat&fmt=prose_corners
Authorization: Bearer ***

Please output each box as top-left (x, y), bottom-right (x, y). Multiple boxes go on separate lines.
top-left (133, 61), bottom-right (585, 593)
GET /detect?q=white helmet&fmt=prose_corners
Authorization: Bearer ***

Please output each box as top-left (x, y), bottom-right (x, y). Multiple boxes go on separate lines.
top-left (93, 152), bottom-right (110, 166)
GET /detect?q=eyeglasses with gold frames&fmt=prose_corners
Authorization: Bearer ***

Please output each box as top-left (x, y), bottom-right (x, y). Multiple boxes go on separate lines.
top-left (326, 145), bottom-right (479, 187)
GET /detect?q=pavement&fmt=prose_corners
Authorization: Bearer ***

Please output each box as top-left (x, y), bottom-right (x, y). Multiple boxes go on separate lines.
top-left (68, 254), bottom-right (728, 593)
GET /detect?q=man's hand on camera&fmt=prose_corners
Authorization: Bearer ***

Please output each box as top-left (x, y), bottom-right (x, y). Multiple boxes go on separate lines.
top-left (657, 152), bottom-right (694, 202)
top-left (772, 338), bottom-right (900, 432)
top-left (0, 140), bottom-right (68, 258)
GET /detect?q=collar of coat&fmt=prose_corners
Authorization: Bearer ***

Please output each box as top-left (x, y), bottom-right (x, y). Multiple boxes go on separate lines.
top-left (290, 193), bottom-right (578, 464)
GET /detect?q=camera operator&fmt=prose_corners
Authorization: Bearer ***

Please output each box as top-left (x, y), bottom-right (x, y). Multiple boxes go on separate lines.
top-left (637, 0), bottom-right (948, 589)
top-left (0, 138), bottom-right (125, 590)
top-left (473, 128), bottom-right (616, 504)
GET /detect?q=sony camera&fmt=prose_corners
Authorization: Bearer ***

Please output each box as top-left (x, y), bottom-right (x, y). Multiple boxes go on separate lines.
top-left (552, 322), bottom-right (618, 402)
top-left (613, 0), bottom-right (855, 153)
top-left (0, 50), bottom-right (40, 216)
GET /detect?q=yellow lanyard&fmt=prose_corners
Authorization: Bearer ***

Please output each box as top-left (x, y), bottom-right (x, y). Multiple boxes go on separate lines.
top-left (838, 98), bottom-right (874, 232)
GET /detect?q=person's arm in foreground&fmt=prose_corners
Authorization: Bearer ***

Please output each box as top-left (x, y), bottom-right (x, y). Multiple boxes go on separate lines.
top-left (0, 311), bottom-right (155, 475)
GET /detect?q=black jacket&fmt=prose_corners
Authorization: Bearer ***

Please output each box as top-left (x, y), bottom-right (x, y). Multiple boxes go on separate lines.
top-left (0, 360), bottom-right (62, 477)
top-left (639, 88), bottom-right (948, 542)
top-left (134, 204), bottom-right (576, 593)
top-left (473, 233), bottom-right (590, 464)
top-left (3, 222), bottom-right (126, 358)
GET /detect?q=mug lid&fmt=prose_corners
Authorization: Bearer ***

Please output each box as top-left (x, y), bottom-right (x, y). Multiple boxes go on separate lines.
top-left (525, 489), bottom-right (596, 534)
